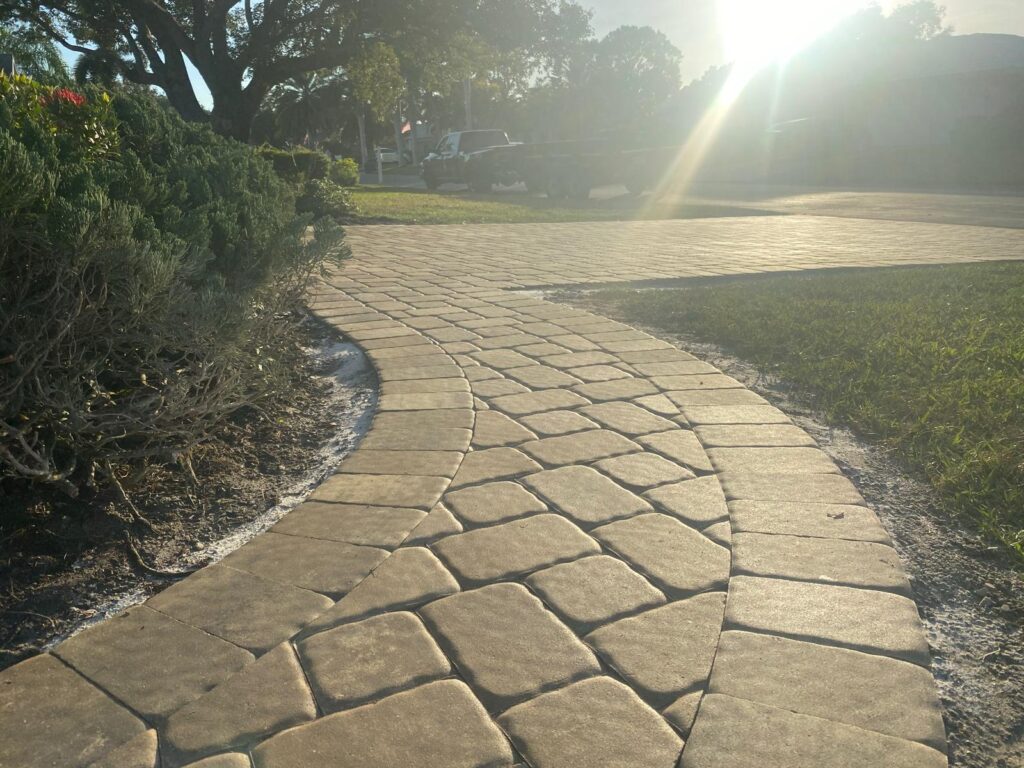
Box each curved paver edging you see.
[4,216,1010,767]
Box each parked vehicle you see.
[421,130,516,191]
[422,129,673,199]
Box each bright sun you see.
[719,0,872,71]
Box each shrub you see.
[329,157,360,187]
[0,76,345,495]
[298,178,358,220]
[255,144,330,185]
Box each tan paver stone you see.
[361,426,472,451]
[650,374,743,391]
[638,430,714,472]
[304,548,459,631]
[720,472,864,504]
[472,378,531,397]
[271,502,425,548]
[601,339,675,353]
[517,342,570,357]
[420,583,600,710]
[182,754,251,768]
[732,533,910,593]
[433,513,600,584]
[378,392,473,411]
[616,349,698,364]
[574,378,659,402]
[219,532,388,598]
[579,401,677,435]
[404,502,463,545]
[252,680,513,767]
[585,593,727,705]
[708,447,840,474]
[702,521,732,548]
[632,361,719,376]
[311,473,448,510]
[424,326,481,343]
[0,654,145,768]
[465,366,504,382]
[163,644,316,765]
[680,404,790,425]
[54,606,253,720]
[679,694,948,768]
[526,555,665,630]
[593,514,729,596]
[523,466,652,527]
[86,729,157,768]
[633,393,681,416]
[541,351,617,368]
[472,411,537,448]
[520,429,641,466]
[695,424,817,447]
[338,450,462,477]
[471,349,539,369]
[475,333,544,349]
[147,565,332,654]
[299,612,450,711]
[346,324,416,341]
[449,447,542,488]
[663,691,703,737]
[377,364,463,382]
[709,631,946,749]
[519,409,599,436]
[381,377,469,394]
[489,389,591,416]
[567,364,633,382]
[445,481,547,526]
[504,365,583,389]
[375,405,475,430]
[725,576,931,665]
[499,677,682,768]
[548,333,600,351]
[594,453,695,489]
[728,500,891,542]
[642,477,731,527]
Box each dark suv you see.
[421,130,512,191]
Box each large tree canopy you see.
[1,0,582,140]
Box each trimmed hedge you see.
[0,76,345,494]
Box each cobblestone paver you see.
[6,216,1015,765]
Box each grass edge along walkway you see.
[584,262,1024,561]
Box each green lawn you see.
[348,186,775,225]
[585,263,1024,559]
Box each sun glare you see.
[720,0,871,72]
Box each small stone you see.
[404,503,464,545]
[445,481,547,526]
[586,594,726,705]
[299,612,451,711]
[251,680,513,768]
[499,677,682,768]
[421,583,600,710]
[526,555,665,630]
[520,409,600,436]
[663,692,703,737]
[449,448,542,488]
[471,411,537,448]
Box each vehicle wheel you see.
[469,179,493,194]
[546,176,569,200]
[625,178,647,196]
[424,173,440,191]
[570,175,592,200]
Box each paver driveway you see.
[4,216,1023,767]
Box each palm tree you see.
[265,70,350,147]
[0,22,70,85]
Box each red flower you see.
[50,88,86,107]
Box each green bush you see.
[329,157,360,187]
[0,75,345,495]
[255,144,330,185]
[298,178,358,220]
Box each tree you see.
[0,22,70,84]
[347,42,405,169]
[589,26,682,128]
[2,0,585,141]
[264,69,349,146]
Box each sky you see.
[587,0,1024,85]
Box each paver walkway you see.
[4,216,1023,768]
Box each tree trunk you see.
[393,115,405,167]
[357,112,370,171]
[407,92,420,166]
